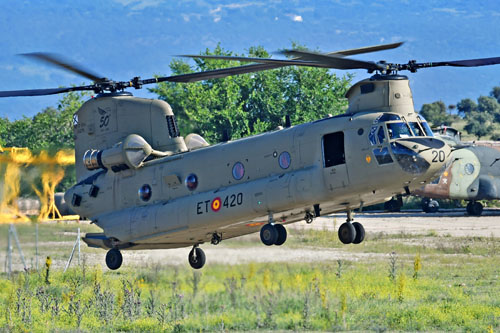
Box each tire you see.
[468,201,483,216]
[352,222,365,244]
[466,202,473,215]
[188,247,206,269]
[422,198,439,213]
[274,224,287,246]
[105,248,123,270]
[260,224,278,246]
[338,222,356,244]
[427,200,439,213]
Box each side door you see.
[322,131,349,190]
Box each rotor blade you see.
[279,50,384,71]
[327,41,404,57]
[180,54,330,67]
[416,56,500,69]
[21,52,106,83]
[143,63,285,84]
[0,85,94,97]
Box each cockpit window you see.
[377,114,401,122]
[417,115,434,136]
[387,122,412,139]
[368,126,377,145]
[377,126,386,144]
[373,147,393,165]
[409,122,425,136]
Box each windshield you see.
[409,122,425,136]
[387,122,412,139]
[417,115,434,136]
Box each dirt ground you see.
[123,209,500,268]
[3,209,499,270]
[302,209,500,237]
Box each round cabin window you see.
[185,173,199,190]
[232,162,245,180]
[464,163,475,175]
[279,151,291,169]
[138,184,152,201]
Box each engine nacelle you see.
[83,134,154,172]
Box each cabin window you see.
[232,162,245,180]
[166,115,180,138]
[323,132,345,167]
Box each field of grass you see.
[0,222,499,331]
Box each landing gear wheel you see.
[338,222,356,244]
[352,222,365,244]
[188,247,206,269]
[260,224,278,246]
[467,201,483,216]
[422,198,439,213]
[105,248,123,270]
[274,224,287,246]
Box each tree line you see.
[419,86,500,140]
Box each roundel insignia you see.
[211,197,222,212]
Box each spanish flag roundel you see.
[211,197,222,212]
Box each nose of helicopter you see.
[390,137,451,176]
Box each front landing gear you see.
[188,245,206,269]
[105,248,123,270]
[338,211,365,245]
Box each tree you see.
[491,86,500,103]
[477,95,500,122]
[0,91,87,152]
[419,101,451,126]
[150,45,352,143]
[464,111,494,140]
[456,98,477,117]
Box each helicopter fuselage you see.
[64,93,449,250]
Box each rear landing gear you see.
[105,248,123,270]
[260,213,288,246]
[188,245,206,269]
[260,223,288,246]
[338,210,365,245]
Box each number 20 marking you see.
[432,150,445,163]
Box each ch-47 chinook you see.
[1,43,499,270]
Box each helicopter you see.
[1,42,498,270]
[413,126,500,215]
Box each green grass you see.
[0,222,499,331]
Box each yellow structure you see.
[0,146,78,222]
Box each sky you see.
[0,0,499,119]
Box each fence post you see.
[11,224,27,271]
[35,223,39,271]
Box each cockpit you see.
[369,113,433,145]
[368,113,441,174]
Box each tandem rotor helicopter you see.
[1,42,499,270]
